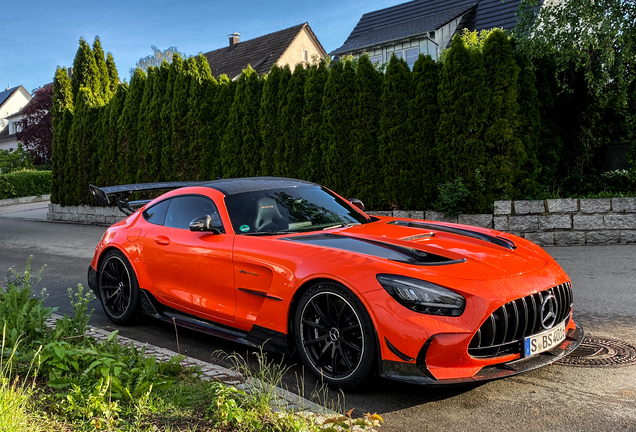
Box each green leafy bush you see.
[558,170,635,197]
[0,258,53,352]
[0,144,33,175]
[436,170,486,216]
[436,178,471,217]
[0,170,51,200]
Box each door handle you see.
[155,236,170,245]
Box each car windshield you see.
[224,186,370,235]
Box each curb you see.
[0,194,51,206]
[45,313,335,416]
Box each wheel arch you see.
[286,277,381,372]
[95,245,131,272]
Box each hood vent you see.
[388,220,516,250]
[283,233,465,266]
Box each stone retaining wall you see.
[369,198,636,246]
[49,197,636,246]
[493,197,636,246]
[47,203,125,225]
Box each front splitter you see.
[380,321,584,386]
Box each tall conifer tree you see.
[67,88,99,205]
[118,68,146,184]
[350,55,383,209]
[240,67,263,177]
[92,37,111,101]
[203,75,234,179]
[299,61,328,183]
[51,67,74,205]
[135,67,156,183]
[106,53,119,95]
[70,38,99,103]
[516,53,542,196]
[482,29,525,200]
[280,64,307,178]
[160,54,183,181]
[99,83,127,187]
[409,54,440,208]
[378,56,414,209]
[145,63,169,180]
[259,65,283,176]
[534,58,564,184]
[436,36,490,213]
[171,57,197,180]
[190,55,217,179]
[320,60,356,196]
[221,71,249,178]
[271,66,292,176]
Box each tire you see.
[97,249,141,325]
[294,282,376,390]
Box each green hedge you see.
[52,33,635,212]
[0,170,52,200]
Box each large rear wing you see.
[89,182,208,215]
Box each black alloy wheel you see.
[294,282,375,389]
[98,250,141,325]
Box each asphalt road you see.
[0,212,635,431]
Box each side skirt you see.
[139,289,290,354]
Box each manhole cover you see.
[557,336,636,367]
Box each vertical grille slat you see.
[468,282,574,358]
[555,284,566,323]
[528,294,538,336]
[509,300,520,341]
[519,297,529,338]
[489,313,497,346]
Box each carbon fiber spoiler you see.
[89,182,208,215]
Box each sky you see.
[1,0,407,94]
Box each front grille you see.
[468,282,573,358]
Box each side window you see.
[143,199,171,226]
[164,195,223,231]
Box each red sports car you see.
[88,177,583,389]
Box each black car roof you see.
[202,177,318,195]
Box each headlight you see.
[377,274,465,316]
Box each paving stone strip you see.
[45,313,336,417]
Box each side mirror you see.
[189,215,223,234]
[348,198,365,211]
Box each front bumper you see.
[380,321,584,386]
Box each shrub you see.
[0,144,33,175]
[0,170,51,200]
[0,257,52,351]
[436,178,471,217]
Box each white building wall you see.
[0,87,31,130]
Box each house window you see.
[302,49,309,62]
[387,47,420,68]
[406,48,419,67]
[369,55,382,64]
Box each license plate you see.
[523,320,566,357]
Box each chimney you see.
[67,67,73,80]
[228,32,241,49]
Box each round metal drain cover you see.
[557,336,636,367]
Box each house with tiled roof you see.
[203,23,326,80]
[0,85,31,151]
[331,0,548,66]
